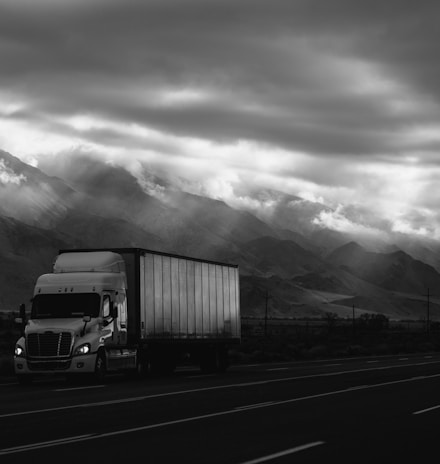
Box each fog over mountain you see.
[1,149,440,322]
[3,1,440,246]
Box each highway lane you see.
[1,353,440,463]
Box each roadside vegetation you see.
[231,314,440,364]
[1,312,439,376]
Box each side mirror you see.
[81,315,91,336]
[19,303,26,320]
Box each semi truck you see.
[14,248,240,384]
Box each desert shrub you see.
[303,344,329,359]
[358,313,389,330]
[417,341,436,352]
[371,343,392,354]
[228,350,254,364]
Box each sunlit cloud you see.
[391,219,431,237]
[0,159,27,185]
[0,119,84,159]
[2,0,440,242]
[155,88,213,107]
[313,205,388,240]
[297,191,325,205]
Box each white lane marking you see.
[53,385,106,392]
[3,360,440,419]
[344,385,369,391]
[413,404,440,415]
[367,360,379,363]
[0,382,18,387]
[0,409,320,456]
[0,434,93,454]
[187,374,217,379]
[325,363,342,367]
[424,356,433,359]
[234,402,275,410]
[239,442,325,464]
[3,374,440,455]
[399,358,409,361]
[233,353,440,371]
[245,352,440,366]
[266,368,289,371]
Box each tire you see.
[17,374,33,386]
[93,351,107,383]
[127,349,148,380]
[199,346,229,373]
[136,350,149,378]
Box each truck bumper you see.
[14,353,97,376]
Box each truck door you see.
[102,294,115,345]
[116,293,127,345]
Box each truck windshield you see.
[31,293,101,319]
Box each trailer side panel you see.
[139,251,239,340]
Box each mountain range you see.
[1,149,440,322]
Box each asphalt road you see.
[1,353,440,463]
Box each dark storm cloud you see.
[2,0,440,160]
[2,0,440,239]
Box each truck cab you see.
[14,251,133,384]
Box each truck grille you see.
[28,360,72,371]
[27,332,72,357]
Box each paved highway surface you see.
[1,353,440,463]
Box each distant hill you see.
[0,216,70,308]
[328,241,440,296]
[55,210,166,251]
[241,236,325,278]
[0,150,78,228]
[2,149,440,321]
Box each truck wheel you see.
[17,374,33,386]
[93,352,107,383]
[127,350,148,379]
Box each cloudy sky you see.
[1,0,440,239]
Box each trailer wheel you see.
[93,351,107,383]
[127,349,148,379]
[199,346,229,373]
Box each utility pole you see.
[352,303,355,338]
[426,288,430,335]
[264,290,271,338]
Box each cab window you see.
[119,295,127,329]
[102,295,111,318]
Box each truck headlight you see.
[14,345,25,357]
[74,343,91,356]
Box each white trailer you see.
[14,248,240,384]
